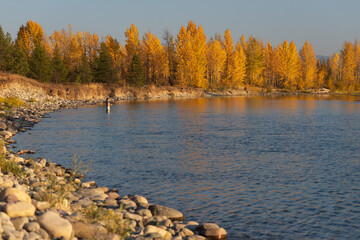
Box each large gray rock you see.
[37,211,73,240]
[71,221,97,239]
[149,204,184,221]
[77,188,107,201]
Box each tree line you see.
[0,20,359,91]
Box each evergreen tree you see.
[75,54,93,83]
[95,43,117,83]
[0,25,12,71]
[10,44,29,76]
[51,45,68,83]
[29,44,52,82]
[126,54,145,86]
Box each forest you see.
[0,20,359,91]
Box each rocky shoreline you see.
[0,91,228,240]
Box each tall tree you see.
[141,31,169,85]
[75,54,93,83]
[300,41,317,89]
[207,38,226,89]
[163,29,177,85]
[125,23,140,75]
[15,20,44,56]
[278,40,301,90]
[29,44,52,82]
[176,25,193,86]
[51,45,68,83]
[221,29,234,87]
[0,25,12,71]
[127,54,145,86]
[340,41,356,90]
[105,35,124,81]
[94,43,117,83]
[245,36,264,87]
[328,53,341,90]
[232,41,246,88]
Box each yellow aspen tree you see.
[105,35,124,80]
[232,41,246,88]
[82,32,99,63]
[245,36,264,87]
[354,40,360,89]
[176,25,193,86]
[176,21,207,88]
[263,42,276,87]
[16,20,45,56]
[140,31,169,85]
[316,59,327,89]
[163,29,177,85]
[328,53,340,90]
[125,24,140,69]
[300,41,317,90]
[207,38,226,89]
[221,29,234,87]
[192,24,207,88]
[340,41,356,90]
[278,40,301,90]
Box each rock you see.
[0,122,7,130]
[136,208,152,218]
[187,236,206,240]
[124,212,143,222]
[119,199,137,210]
[37,211,73,240]
[0,188,31,203]
[196,223,227,240]
[0,145,6,155]
[149,204,184,221]
[108,191,120,200]
[0,179,14,188]
[71,221,97,239]
[3,201,36,218]
[23,221,40,232]
[38,228,50,240]
[2,229,25,240]
[32,200,51,210]
[77,188,107,201]
[144,225,172,239]
[179,227,194,237]
[0,131,12,140]
[10,217,29,230]
[131,195,149,205]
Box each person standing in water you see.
[105,98,111,113]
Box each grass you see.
[83,205,132,237]
[33,155,91,210]
[0,97,25,111]
[0,152,25,177]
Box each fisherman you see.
[105,97,111,113]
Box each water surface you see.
[13,95,360,239]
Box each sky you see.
[1,0,360,56]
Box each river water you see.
[13,95,360,239]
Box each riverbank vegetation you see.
[0,20,360,92]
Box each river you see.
[13,95,360,239]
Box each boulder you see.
[3,201,36,218]
[144,225,172,239]
[0,131,12,140]
[196,223,227,240]
[149,204,184,221]
[0,188,31,203]
[38,211,73,240]
[71,221,97,239]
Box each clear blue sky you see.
[0,0,359,56]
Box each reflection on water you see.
[13,95,360,239]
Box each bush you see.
[0,97,25,110]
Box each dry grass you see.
[0,72,205,101]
